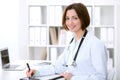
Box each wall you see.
[18,0,28,59]
[0,0,29,64]
[0,0,19,61]
[115,1,120,80]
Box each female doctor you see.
[26,3,108,80]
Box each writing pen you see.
[26,63,31,72]
[26,63,31,79]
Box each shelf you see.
[29,47,47,60]
[29,26,47,46]
[28,6,47,25]
[27,3,115,66]
[48,5,65,26]
[93,6,114,25]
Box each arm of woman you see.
[89,41,108,80]
[26,47,69,77]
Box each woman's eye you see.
[65,17,69,20]
[73,17,78,19]
[65,16,78,20]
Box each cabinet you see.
[92,5,115,67]
[27,1,115,68]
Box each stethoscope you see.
[64,30,88,67]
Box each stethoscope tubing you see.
[65,30,88,67]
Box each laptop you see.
[0,47,25,71]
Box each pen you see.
[26,63,31,72]
[26,63,31,79]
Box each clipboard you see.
[20,75,64,80]
[20,77,40,80]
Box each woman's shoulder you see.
[86,30,106,47]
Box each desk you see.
[0,60,52,80]
[0,60,114,80]
[0,70,25,80]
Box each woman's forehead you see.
[66,9,77,16]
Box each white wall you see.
[18,0,28,60]
[0,0,29,61]
[0,0,24,61]
[115,2,120,80]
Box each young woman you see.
[26,3,108,80]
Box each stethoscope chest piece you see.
[71,61,77,67]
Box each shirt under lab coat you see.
[34,30,108,80]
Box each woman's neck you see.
[74,29,86,41]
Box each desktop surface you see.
[0,60,63,80]
[0,70,25,80]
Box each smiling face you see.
[62,3,90,31]
[65,9,82,33]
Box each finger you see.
[26,70,32,77]
[60,72,65,76]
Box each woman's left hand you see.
[60,72,72,80]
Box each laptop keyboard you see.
[4,64,19,69]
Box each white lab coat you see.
[34,30,108,80]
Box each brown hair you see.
[62,3,90,30]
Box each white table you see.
[0,60,52,80]
[0,60,114,80]
[0,70,25,80]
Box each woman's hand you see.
[60,72,72,80]
[26,69,35,77]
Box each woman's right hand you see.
[26,69,35,77]
[60,72,72,80]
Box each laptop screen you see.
[0,48,10,67]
